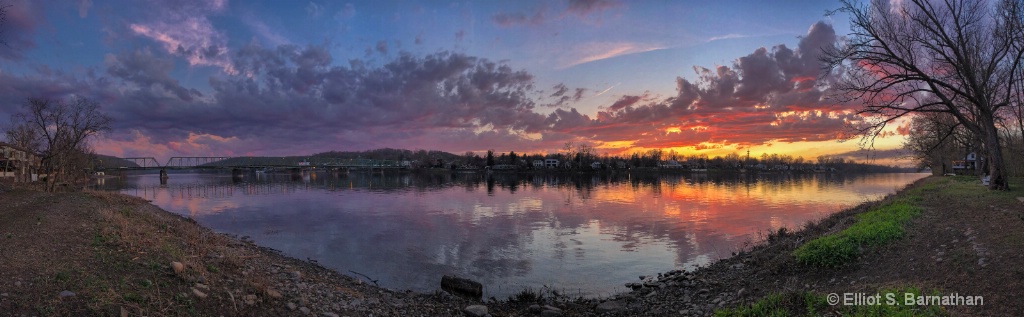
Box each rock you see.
[243,294,257,305]
[120,306,128,317]
[541,309,562,317]
[266,288,283,299]
[596,300,625,313]
[323,313,339,317]
[464,304,488,317]
[528,304,542,314]
[290,271,302,280]
[58,290,76,297]
[737,288,747,297]
[299,306,311,315]
[646,291,658,298]
[1017,197,1024,203]
[441,275,483,300]
[193,283,209,290]
[191,288,207,299]
[171,261,185,275]
[13,281,21,287]
[287,302,298,310]
[543,305,562,312]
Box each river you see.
[93,170,927,298]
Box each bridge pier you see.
[159,169,168,185]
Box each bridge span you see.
[102,156,409,171]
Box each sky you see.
[0,0,911,164]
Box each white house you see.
[533,160,545,168]
[590,161,602,169]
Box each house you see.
[590,161,602,169]
[953,152,981,170]
[0,142,40,182]
[616,161,627,169]
[533,160,545,168]
[544,158,560,168]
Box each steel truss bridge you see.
[104,156,408,171]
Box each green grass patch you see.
[794,198,922,267]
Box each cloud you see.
[492,11,545,27]
[0,0,44,60]
[127,0,235,74]
[1,21,861,160]
[375,40,388,55]
[305,1,324,19]
[78,0,93,18]
[566,0,621,18]
[559,42,664,69]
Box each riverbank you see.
[1,175,1021,316]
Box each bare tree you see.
[12,97,111,191]
[904,112,973,174]
[826,0,1024,190]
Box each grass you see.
[717,287,946,317]
[793,195,923,267]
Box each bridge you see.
[102,156,409,171]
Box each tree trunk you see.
[982,120,1010,190]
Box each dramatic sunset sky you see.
[0,0,910,163]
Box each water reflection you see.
[96,170,926,297]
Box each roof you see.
[0,142,39,156]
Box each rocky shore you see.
[2,175,1022,316]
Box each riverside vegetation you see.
[0,175,1021,316]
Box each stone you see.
[543,305,561,312]
[323,313,339,317]
[737,288,747,297]
[191,288,207,299]
[171,262,185,275]
[58,290,76,297]
[290,271,302,280]
[193,283,209,290]
[540,309,562,317]
[1017,197,1024,203]
[441,275,483,300]
[287,302,298,310]
[646,291,658,298]
[464,305,488,317]
[595,300,625,313]
[299,306,311,315]
[528,304,542,314]
[266,288,283,299]
[243,294,257,305]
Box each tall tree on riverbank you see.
[825,0,1024,190]
[10,97,111,191]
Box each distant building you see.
[545,158,559,168]
[590,161,602,169]
[0,142,40,182]
[659,160,683,169]
[953,152,980,170]
[533,160,545,168]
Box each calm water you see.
[94,171,926,298]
